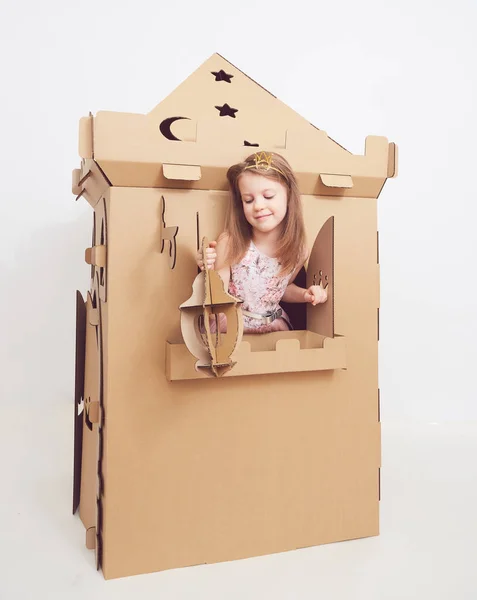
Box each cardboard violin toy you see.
[179,237,244,378]
[72,53,397,579]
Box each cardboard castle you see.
[72,53,397,579]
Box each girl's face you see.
[238,172,288,236]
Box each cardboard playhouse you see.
[72,53,397,579]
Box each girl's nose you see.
[254,196,266,210]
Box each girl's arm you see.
[281,250,328,305]
[196,233,231,290]
[213,233,231,291]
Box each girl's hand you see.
[196,240,217,271]
[304,284,328,306]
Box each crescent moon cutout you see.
[159,116,190,141]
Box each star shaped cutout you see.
[211,70,234,83]
[215,103,238,118]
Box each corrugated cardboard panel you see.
[98,187,380,579]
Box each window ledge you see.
[166,331,346,381]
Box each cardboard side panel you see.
[73,291,86,514]
[306,217,334,338]
[79,290,100,531]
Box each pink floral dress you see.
[228,241,293,333]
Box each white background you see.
[1,0,476,422]
[1,0,476,598]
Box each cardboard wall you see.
[90,186,381,578]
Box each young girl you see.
[197,151,327,333]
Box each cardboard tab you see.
[387,142,398,177]
[163,164,202,181]
[79,115,93,159]
[320,174,353,188]
[72,169,82,194]
[86,527,96,550]
[85,245,106,268]
[88,306,99,327]
[87,401,100,424]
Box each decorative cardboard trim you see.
[166,332,346,381]
[159,196,179,269]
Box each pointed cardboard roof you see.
[79,54,396,197]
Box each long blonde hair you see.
[224,152,306,275]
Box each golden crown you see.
[244,152,285,177]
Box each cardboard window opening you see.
[171,218,338,381]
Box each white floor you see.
[2,402,476,600]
